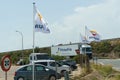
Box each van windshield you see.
[82,47,92,53]
[36,55,50,60]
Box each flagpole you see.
[80,33,83,67]
[85,26,87,42]
[33,3,35,55]
[85,26,87,69]
[33,2,35,80]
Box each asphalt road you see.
[97,59,120,71]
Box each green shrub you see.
[92,64,113,77]
[51,55,65,61]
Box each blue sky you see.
[0,0,120,52]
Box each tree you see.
[34,47,40,53]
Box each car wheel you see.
[71,66,74,71]
[49,75,56,80]
[17,77,24,80]
[61,70,66,77]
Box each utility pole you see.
[16,30,24,65]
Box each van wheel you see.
[49,75,56,80]
[17,77,24,80]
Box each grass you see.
[71,63,120,80]
[92,64,113,77]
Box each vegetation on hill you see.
[91,38,120,58]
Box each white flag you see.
[86,27,101,42]
[80,33,88,43]
[34,6,50,33]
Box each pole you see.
[79,33,83,67]
[33,3,35,55]
[5,72,7,80]
[33,2,35,80]
[16,30,24,65]
[85,26,90,72]
[85,26,87,69]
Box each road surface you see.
[97,59,120,71]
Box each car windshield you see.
[50,62,61,67]
[19,65,32,71]
[35,65,45,71]
[35,62,47,66]
[49,62,56,67]
[20,65,46,71]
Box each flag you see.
[86,26,101,42]
[80,33,88,43]
[34,5,50,33]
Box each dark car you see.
[58,60,77,71]
[14,64,61,80]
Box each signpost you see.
[1,55,11,80]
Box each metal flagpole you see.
[79,33,81,65]
[85,26,87,69]
[33,2,35,80]
[79,33,82,67]
[33,3,35,56]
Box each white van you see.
[29,53,53,63]
[33,60,71,76]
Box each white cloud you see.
[52,0,120,45]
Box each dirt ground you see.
[0,66,18,80]
[0,64,81,80]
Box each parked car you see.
[58,60,77,71]
[34,60,71,76]
[14,64,61,80]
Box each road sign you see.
[1,55,11,72]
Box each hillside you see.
[91,38,120,58]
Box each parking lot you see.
[0,64,81,80]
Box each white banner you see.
[34,6,50,33]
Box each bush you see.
[51,55,65,61]
[92,64,113,77]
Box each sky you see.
[0,0,120,52]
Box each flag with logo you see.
[86,26,101,42]
[80,33,88,43]
[34,5,50,33]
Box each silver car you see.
[14,64,61,80]
[34,60,71,76]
